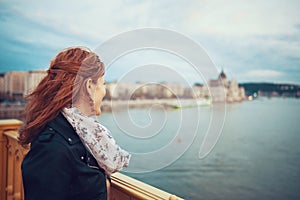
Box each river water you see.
[99,98,300,200]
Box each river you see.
[98,98,300,200]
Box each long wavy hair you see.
[18,47,105,147]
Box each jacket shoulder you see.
[34,112,81,146]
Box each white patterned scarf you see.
[62,107,131,175]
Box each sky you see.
[0,0,299,84]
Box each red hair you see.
[18,47,105,147]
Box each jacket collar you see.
[48,112,80,145]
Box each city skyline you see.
[0,1,300,84]
[3,68,299,86]
[2,69,298,103]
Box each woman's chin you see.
[95,108,101,116]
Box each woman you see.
[19,47,130,200]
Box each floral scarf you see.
[62,107,131,175]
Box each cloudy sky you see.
[0,0,299,84]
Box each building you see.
[4,71,26,100]
[163,83,184,98]
[2,70,47,100]
[208,80,227,102]
[105,82,141,100]
[205,70,245,103]
[0,74,4,100]
[1,69,246,104]
[106,82,185,100]
[24,70,47,96]
[227,79,246,102]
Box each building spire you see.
[218,67,226,80]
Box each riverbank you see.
[101,98,212,112]
[0,98,218,120]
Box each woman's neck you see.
[73,101,93,117]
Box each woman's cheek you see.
[103,87,107,98]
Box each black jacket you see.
[22,113,107,200]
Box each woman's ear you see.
[85,78,94,96]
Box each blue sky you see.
[0,0,299,84]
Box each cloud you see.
[0,0,299,83]
[7,0,188,44]
[183,0,300,37]
[247,69,283,77]
[4,0,300,48]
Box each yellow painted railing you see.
[0,119,183,200]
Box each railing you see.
[0,119,183,200]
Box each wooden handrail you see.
[0,119,23,131]
[0,119,184,200]
[111,172,182,200]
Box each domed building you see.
[208,69,245,102]
[218,69,226,79]
[218,70,229,87]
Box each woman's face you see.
[91,76,106,115]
